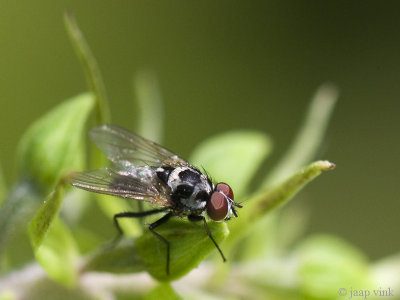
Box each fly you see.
[69,124,242,275]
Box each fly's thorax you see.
[156,166,213,215]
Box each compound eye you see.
[215,182,234,200]
[207,191,229,221]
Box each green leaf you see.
[64,12,110,124]
[189,130,272,199]
[135,218,229,281]
[28,183,65,250]
[295,234,372,299]
[145,283,182,300]
[228,160,336,242]
[133,70,164,143]
[17,93,94,191]
[28,182,79,287]
[33,218,79,287]
[0,94,93,257]
[262,84,338,188]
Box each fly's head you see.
[206,183,242,222]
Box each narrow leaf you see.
[28,182,65,250]
[64,12,110,124]
[33,218,79,287]
[135,218,229,281]
[262,83,338,188]
[228,160,336,241]
[190,131,272,199]
[28,181,79,287]
[238,86,338,260]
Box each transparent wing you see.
[90,124,189,169]
[69,167,172,207]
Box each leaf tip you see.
[63,10,73,20]
[317,160,336,170]
[63,10,77,31]
[315,82,340,105]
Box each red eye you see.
[207,191,229,221]
[215,183,234,200]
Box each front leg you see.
[188,215,226,262]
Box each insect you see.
[69,124,242,275]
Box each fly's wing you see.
[90,124,189,170]
[69,167,171,207]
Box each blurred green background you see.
[1,1,399,261]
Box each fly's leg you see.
[148,213,172,275]
[113,209,172,275]
[188,215,226,262]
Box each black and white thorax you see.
[156,166,213,217]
